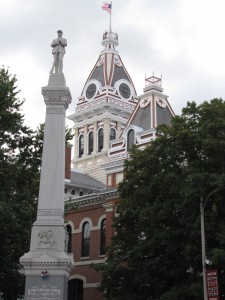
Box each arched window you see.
[100,218,106,255]
[127,129,135,150]
[110,128,116,141]
[81,222,90,257]
[88,131,94,155]
[79,135,84,158]
[68,279,83,300]
[66,224,72,253]
[98,128,104,152]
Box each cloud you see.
[1,0,225,128]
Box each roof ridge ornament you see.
[102,30,119,49]
[143,74,163,93]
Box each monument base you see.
[24,275,68,300]
[20,248,74,300]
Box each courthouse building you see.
[64,29,175,300]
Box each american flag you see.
[102,2,112,14]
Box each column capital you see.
[42,74,72,109]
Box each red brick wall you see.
[67,204,106,261]
[84,288,104,300]
[65,145,72,180]
[66,198,119,300]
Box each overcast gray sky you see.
[1,0,225,129]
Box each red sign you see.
[206,269,220,300]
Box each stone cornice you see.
[65,189,118,208]
[71,97,136,117]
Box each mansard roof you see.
[77,30,138,104]
[125,75,175,133]
[107,75,176,164]
[69,170,106,190]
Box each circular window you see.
[86,83,97,99]
[119,83,131,99]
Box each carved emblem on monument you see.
[38,230,57,248]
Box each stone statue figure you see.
[50,30,67,74]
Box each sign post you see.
[206,269,220,300]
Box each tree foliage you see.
[97,99,225,300]
[0,68,74,299]
[0,67,43,299]
[0,68,42,299]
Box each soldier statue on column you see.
[50,30,67,74]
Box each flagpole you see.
[109,2,112,32]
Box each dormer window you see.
[127,129,135,150]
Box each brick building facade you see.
[64,29,175,299]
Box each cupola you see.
[77,30,138,105]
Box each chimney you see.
[65,143,72,180]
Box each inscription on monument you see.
[28,283,60,300]
[47,108,64,114]
[37,209,64,217]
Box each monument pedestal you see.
[20,74,75,300]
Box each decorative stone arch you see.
[65,220,75,234]
[78,217,93,233]
[68,274,99,288]
[69,274,87,285]
[122,125,143,151]
[122,124,143,137]
[64,221,74,253]
[97,214,106,229]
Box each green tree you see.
[37,122,74,146]
[0,68,42,300]
[0,67,74,300]
[97,99,225,300]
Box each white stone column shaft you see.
[38,103,66,212]
[20,74,75,300]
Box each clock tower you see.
[68,30,138,183]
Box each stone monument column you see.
[20,31,74,300]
